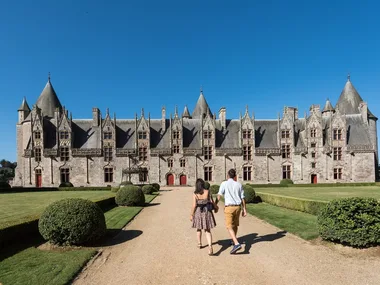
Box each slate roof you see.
[35,78,62,118]
[192,92,212,118]
[345,114,372,146]
[255,120,279,148]
[182,106,191,118]
[18,97,30,112]
[322,99,334,113]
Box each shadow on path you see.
[213,231,287,256]
[144,202,161,207]
[101,230,143,246]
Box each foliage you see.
[204,181,210,190]
[244,185,256,203]
[280,179,294,185]
[317,197,380,247]
[111,187,120,192]
[142,184,155,195]
[59,182,74,187]
[256,192,326,215]
[210,184,220,195]
[115,186,145,206]
[120,181,133,186]
[38,198,106,245]
[0,159,17,183]
[0,181,11,190]
[151,183,160,192]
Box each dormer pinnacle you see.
[182,105,191,118]
[18,97,31,112]
[192,87,212,118]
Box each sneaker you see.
[230,244,242,254]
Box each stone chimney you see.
[219,107,226,129]
[161,106,166,132]
[92,107,101,127]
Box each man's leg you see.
[225,207,239,245]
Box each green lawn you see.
[255,186,380,202]
[247,203,319,240]
[0,191,115,229]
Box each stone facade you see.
[14,76,378,187]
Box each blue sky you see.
[1,0,380,161]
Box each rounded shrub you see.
[151,183,160,192]
[317,197,380,248]
[120,181,133,186]
[244,185,256,203]
[204,181,210,190]
[0,181,11,190]
[38,198,106,245]
[59,182,74,187]
[280,179,293,185]
[210,185,220,195]
[142,184,155,195]
[116,185,145,206]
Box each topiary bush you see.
[116,185,145,206]
[142,184,155,195]
[244,185,256,203]
[151,183,160,192]
[210,185,220,195]
[280,179,294,185]
[204,181,210,190]
[0,181,11,191]
[120,181,133,186]
[59,182,74,187]
[38,198,106,245]
[317,197,380,248]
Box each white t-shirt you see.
[218,178,245,206]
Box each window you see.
[310,128,317,138]
[104,131,112,140]
[60,168,70,183]
[281,130,290,139]
[311,152,316,158]
[243,146,252,161]
[334,168,342,179]
[204,166,212,181]
[333,147,342,161]
[104,147,113,162]
[311,162,316,169]
[243,130,252,139]
[104,167,113,183]
[173,131,180,140]
[35,148,41,162]
[203,131,212,139]
[60,131,69,140]
[281,144,291,158]
[204,146,212,160]
[333,129,342,140]
[138,131,147,140]
[180,158,186,167]
[34,131,41,140]
[311,143,316,148]
[139,169,148,182]
[173,145,180,154]
[282,165,291,179]
[60,146,69,161]
[139,147,147,161]
[243,166,252,181]
[167,158,173,168]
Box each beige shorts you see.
[224,206,241,228]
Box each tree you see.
[0,159,17,182]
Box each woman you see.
[190,178,218,255]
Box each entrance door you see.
[311,174,317,184]
[167,174,174,185]
[180,175,187,185]
[35,169,42,187]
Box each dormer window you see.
[243,130,252,139]
[203,131,212,139]
[173,131,180,140]
[310,129,317,138]
[333,129,342,140]
[34,131,41,140]
[60,131,69,140]
[104,131,112,140]
[138,131,147,140]
[281,130,290,139]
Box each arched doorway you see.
[311,174,317,184]
[166,173,174,185]
[180,175,187,185]
[35,169,42,188]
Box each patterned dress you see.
[192,198,216,230]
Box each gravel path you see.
[73,187,380,285]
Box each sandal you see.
[208,246,213,256]
[198,243,202,249]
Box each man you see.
[215,168,247,254]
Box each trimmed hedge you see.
[58,186,111,191]
[111,187,119,193]
[256,192,326,215]
[142,184,155,195]
[210,185,220,195]
[280,179,294,185]
[38,198,107,245]
[244,185,256,203]
[59,182,74,187]
[318,197,380,248]
[120,181,133,186]
[116,186,145,206]
[204,182,210,190]
[245,182,377,188]
[151,183,160,192]
[0,182,11,190]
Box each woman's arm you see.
[190,194,197,221]
[208,190,219,212]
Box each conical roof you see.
[182,105,191,118]
[192,90,212,118]
[18,97,30,112]
[35,76,62,117]
[322,98,334,113]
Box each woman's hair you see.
[194,178,205,194]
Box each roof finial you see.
[141,108,144,117]
[175,105,178,116]
[106,108,109,116]
[347,73,350,81]
[200,85,203,94]
[245,105,249,115]
[48,72,51,82]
